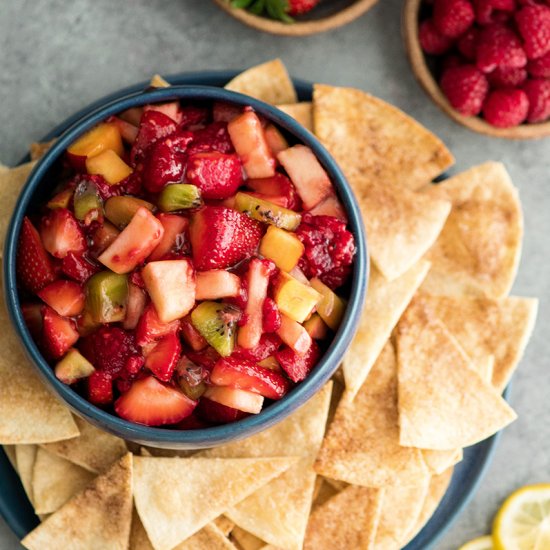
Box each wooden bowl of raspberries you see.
[403,0,550,138]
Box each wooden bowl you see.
[213,0,379,36]
[402,0,550,139]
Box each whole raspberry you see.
[474,0,514,24]
[440,65,490,115]
[528,51,550,77]
[482,88,530,126]
[442,55,466,71]
[487,66,528,87]
[433,0,475,38]
[457,28,479,60]
[522,78,550,121]
[476,24,527,72]
[515,5,550,59]
[419,19,454,54]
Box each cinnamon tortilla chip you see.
[315,342,430,488]
[421,448,462,476]
[149,74,170,88]
[30,140,55,161]
[231,526,266,550]
[214,516,235,537]
[420,162,523,298]
[22,453,133,550]
[396,299,517,450]
[225,59,297,105]
[312,478,340,508]
[277,102,313,131]
[312,84,454,190]
[3,445,16,469]
[15,444,37,505]
[342,261,430,401]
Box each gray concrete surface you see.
[1,0,549,548]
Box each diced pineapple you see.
[86,149,133,185]
[274,272,321,324]
[234,192,301,231]
[276,314,312,355]
[310,278,347,330]
[304,313,329,340]
[259,226,304,272]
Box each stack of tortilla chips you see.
[0,60,538,550]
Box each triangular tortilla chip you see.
[421,448,462,476]
[312,84,454,190]
[342,261,430,401]
[15,444,37,504]
[420,162,523,298]
[149,74,170,88]
[225,59,297,105]
[397,299,517,450]
[0,164,9,172]
[3,445,17,470]
[349,175,450,280]
[203,384,332,550]
[30,140,55,161]
[134,456,296,550]
[417,293,538,391]
[42,416,127,473]
[315,342,429,487]
[0,297,79,444]
[304,485,384,550]
[277,102,313,131]
[22,453,133,550]
[214,516,235,537]
[230,526,266,550]
[32,448,95,514]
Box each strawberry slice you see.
[40,208,86,259]
[196,397,249,424]
[114,375,197,426]
[211,357,290,399]
[130,110,178,164]
[189,206,263,270]
[188,121,235,154]
[186,152,243,200]
[38,280,85,317]
[42,306,79,360]
[16,217,57,293]
[186,346,220,371]
[136,303,180,347]
[262,297,282,333]
[144,332,182,382]
[87,370,114,405]
[275,340,321,383]
[61,252,100,283]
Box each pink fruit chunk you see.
[149,213,189,261]
[196,397,249,424]
[227,111,276,179]
[203,386,264,414]
[247,173,301,210]
[42,306,80,360]
[181,316,208,351]
[122,282,147,330]
[109,116,139,144]
[98,207,164,274]
[213,101,243,123]
[264,124,289,156]
[144,332,182,382]
[276,340,320,383]
[262,297,282,333]
[136,303,180,347]
[195,270,241,300]
[211,357,290,399]
[276,314,312,355]
[131,110,178,164]
[87,370,113,405]
[277,145,333,210]
[40,208,86,259]
[186,152,243,200]
[143,101,182,123]
[308,194,347,222]
[38,280,85,317]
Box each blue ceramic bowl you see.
[3,85,368,449]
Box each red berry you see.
[441,65,490,116]
[442,55,466,71]
[419,19,454,55]
[186,152,243,200]
[196,397,248,425]
[433,0,476,38]
[522,78,550,121]
[482,88,530,126]
[131,111,178,164]
[262,297,281,333]
[232,333,282,363]
[42,306,79,360]
[457,28,479,60]
[187,122,235,155]
[474,0,516,24]
[287,0,319,16]
[179,105,209,128]
[515,5,550,60]
[476,24,527,73]
[61,252,100,283]
[487,66,528,87]
[275,341,321,383]
[88,371,113,405]
[40,208,87,259]
[144,332,182,382]
[528,51,550,76]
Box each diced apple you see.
[110,116,139,144]
[142,259,196,323]
[203,386,264,414]
[289,265,310,285]
[122,282,147,330]
[67,122,124,170]
[98,207,164,274]
[143,101,182,123]
[260,226,305,272]
[149,213,189,261]
[276,314,312,355]
[212,101,243,123]
[227,111,276,179]
[195,270,241,300]
[234,192,301,231]
[118,107,143,126]
[86,149,133,185]
[277,145,333,209]
[55,348,95,385]
[105,196,155,228]
[308,194,348,222]
[274,272,321,324]
[304,313,329,340]
[310,278,346,330]
[264,124,289,155]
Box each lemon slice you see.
[493,484,550,550]
[458,535,494,550]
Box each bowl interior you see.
[3,85,368,449]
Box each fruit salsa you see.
[16,99,356,428]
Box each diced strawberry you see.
[232,333,282,362]
[263,297,281,333]
[189,206,263,270]
[186,152,243,200]
[61,252,100,283]
[144,332,182,382]
[203,386,264,414]
[87,370,113,405]
[16,217,57,293]
[172,412,211,430]
[186,346,220,372]
[246,173,301,211]
[211,357,290,399]
[114,375,197,426]
[42,306,79,360]
[188,122,235,155]
[129,269,146,289]
[275,340,321,383]
[21,303,43,341]
[131,110,178,164]
[212,102,243,123]
[121,354,145,380]
[196,397,249,424]
[179,105,210,128]
[143,101,182,124]
[149,214,189,261]
[181,315,208,351]
[40,208,86,259]
[122,283,147,330]
[136,303,180,347]
[38,280,85,317]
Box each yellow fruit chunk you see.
[274,272,321,324]
[458,536,494,550]
[86,149,133,185]
[310,278,346,330]
[259,226,305,272]
[493,484,550,550]
[304,313,329,340]
[257,355,281,371]
[68,122,123,159]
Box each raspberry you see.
[474,0,516,24]
[457,28,479,60]
[522,78,550,121]
[440,65,490,115]
[476,24,527,72]
[433,0,476,38]
[487,66,528,87]
[442,55,466,71]
[482,88,530,126]
[419,19,454,55]
[515,5,550,59]
[528,51,550,77]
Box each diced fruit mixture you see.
[17,99,356,428]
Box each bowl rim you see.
[3,84,368,449]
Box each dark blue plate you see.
[0,70,506,548]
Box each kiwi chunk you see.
[55,348,95,385]
[158,184,202,212]
[105,196,154,228]
[190,302,240,357]
[74,180,103,225]
[85,271,128,323]
[234,192,301,230]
